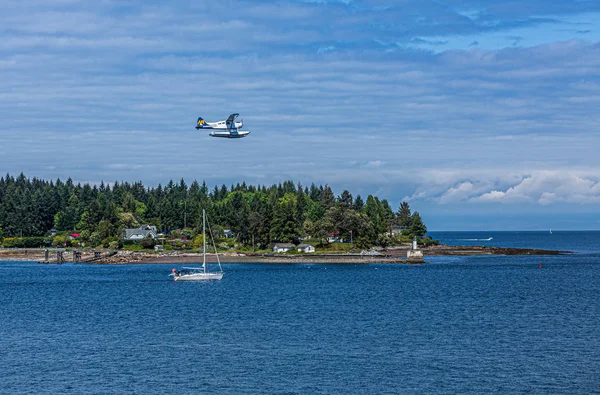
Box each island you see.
[0,174,571,265]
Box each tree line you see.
[0,173,428,249]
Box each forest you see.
[0,173,429,250]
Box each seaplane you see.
[195,113,251,138]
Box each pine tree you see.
[409,212,427,237]
[397,201,412,227]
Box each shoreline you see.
[0,245,571,265]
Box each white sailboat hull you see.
[173,272,223,281]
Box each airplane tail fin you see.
[196,117,207,129]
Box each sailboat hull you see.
[174,272,223,281]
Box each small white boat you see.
[170,209,224,281]
[171,269,223,281]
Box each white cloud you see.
[408,171,600,206]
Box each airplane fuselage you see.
[198,120,244,130]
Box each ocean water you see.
[1,232,599,394]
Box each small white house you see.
[273,243,294,253]
[223,229,234,238]
[297,244,315,253]
[326,232,344,243]
[388,225,406,236]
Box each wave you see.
[456,237,493,241]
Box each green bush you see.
[140,237,155,249]
[122,243,146,251]
[22,237,50,248]
[79,230,91,242]
[89,232,102,247]
[102,237,123,249]
[53,235,71,247]
[2,237,25,248]
[419,237,439,247]
[4,236,51,248]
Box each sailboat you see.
[170,209,224,281]
[550,229,553,235]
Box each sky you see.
[1,0,600,230]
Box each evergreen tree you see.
[353,195,364,211]
[409,212,427,237]
[397,201,412,227]
[321,185,335,210]
[269,194,298,243]
[339,190,353,208]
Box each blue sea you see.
[1,231,599,394]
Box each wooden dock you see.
[37,249,117,264]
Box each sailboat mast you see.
[203,209,206,273]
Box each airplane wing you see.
[226,113,239,129]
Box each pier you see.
[37,249,117,264]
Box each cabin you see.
[327,233,343,243]
[69,233,80,240]
[297,244,315,253]
[154,245,164,251]
[273,243,294,253]
[388,226,406,236]
[223,229,234,238]
[124,225,158,240]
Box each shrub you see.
[102,237,123,249]
[140,237,155,249]
[90,232,102,247]
[420,237,439,247]
[79,230,91,242]
[52,235,70,247]
[22,237,50,248]
[355,236,372,250]
[218,242,229,250]
[2,237,25,248]
[191,234,204,249]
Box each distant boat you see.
[170,209,224,281]
[550,229,553,235]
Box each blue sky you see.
[1,0,600,230]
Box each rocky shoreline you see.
[419,245,570,256]
[1,245,571,265]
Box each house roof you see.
[274,243,294,248]
[125,225,157,239]
[297,244,313,248]
[69,233,80,237]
